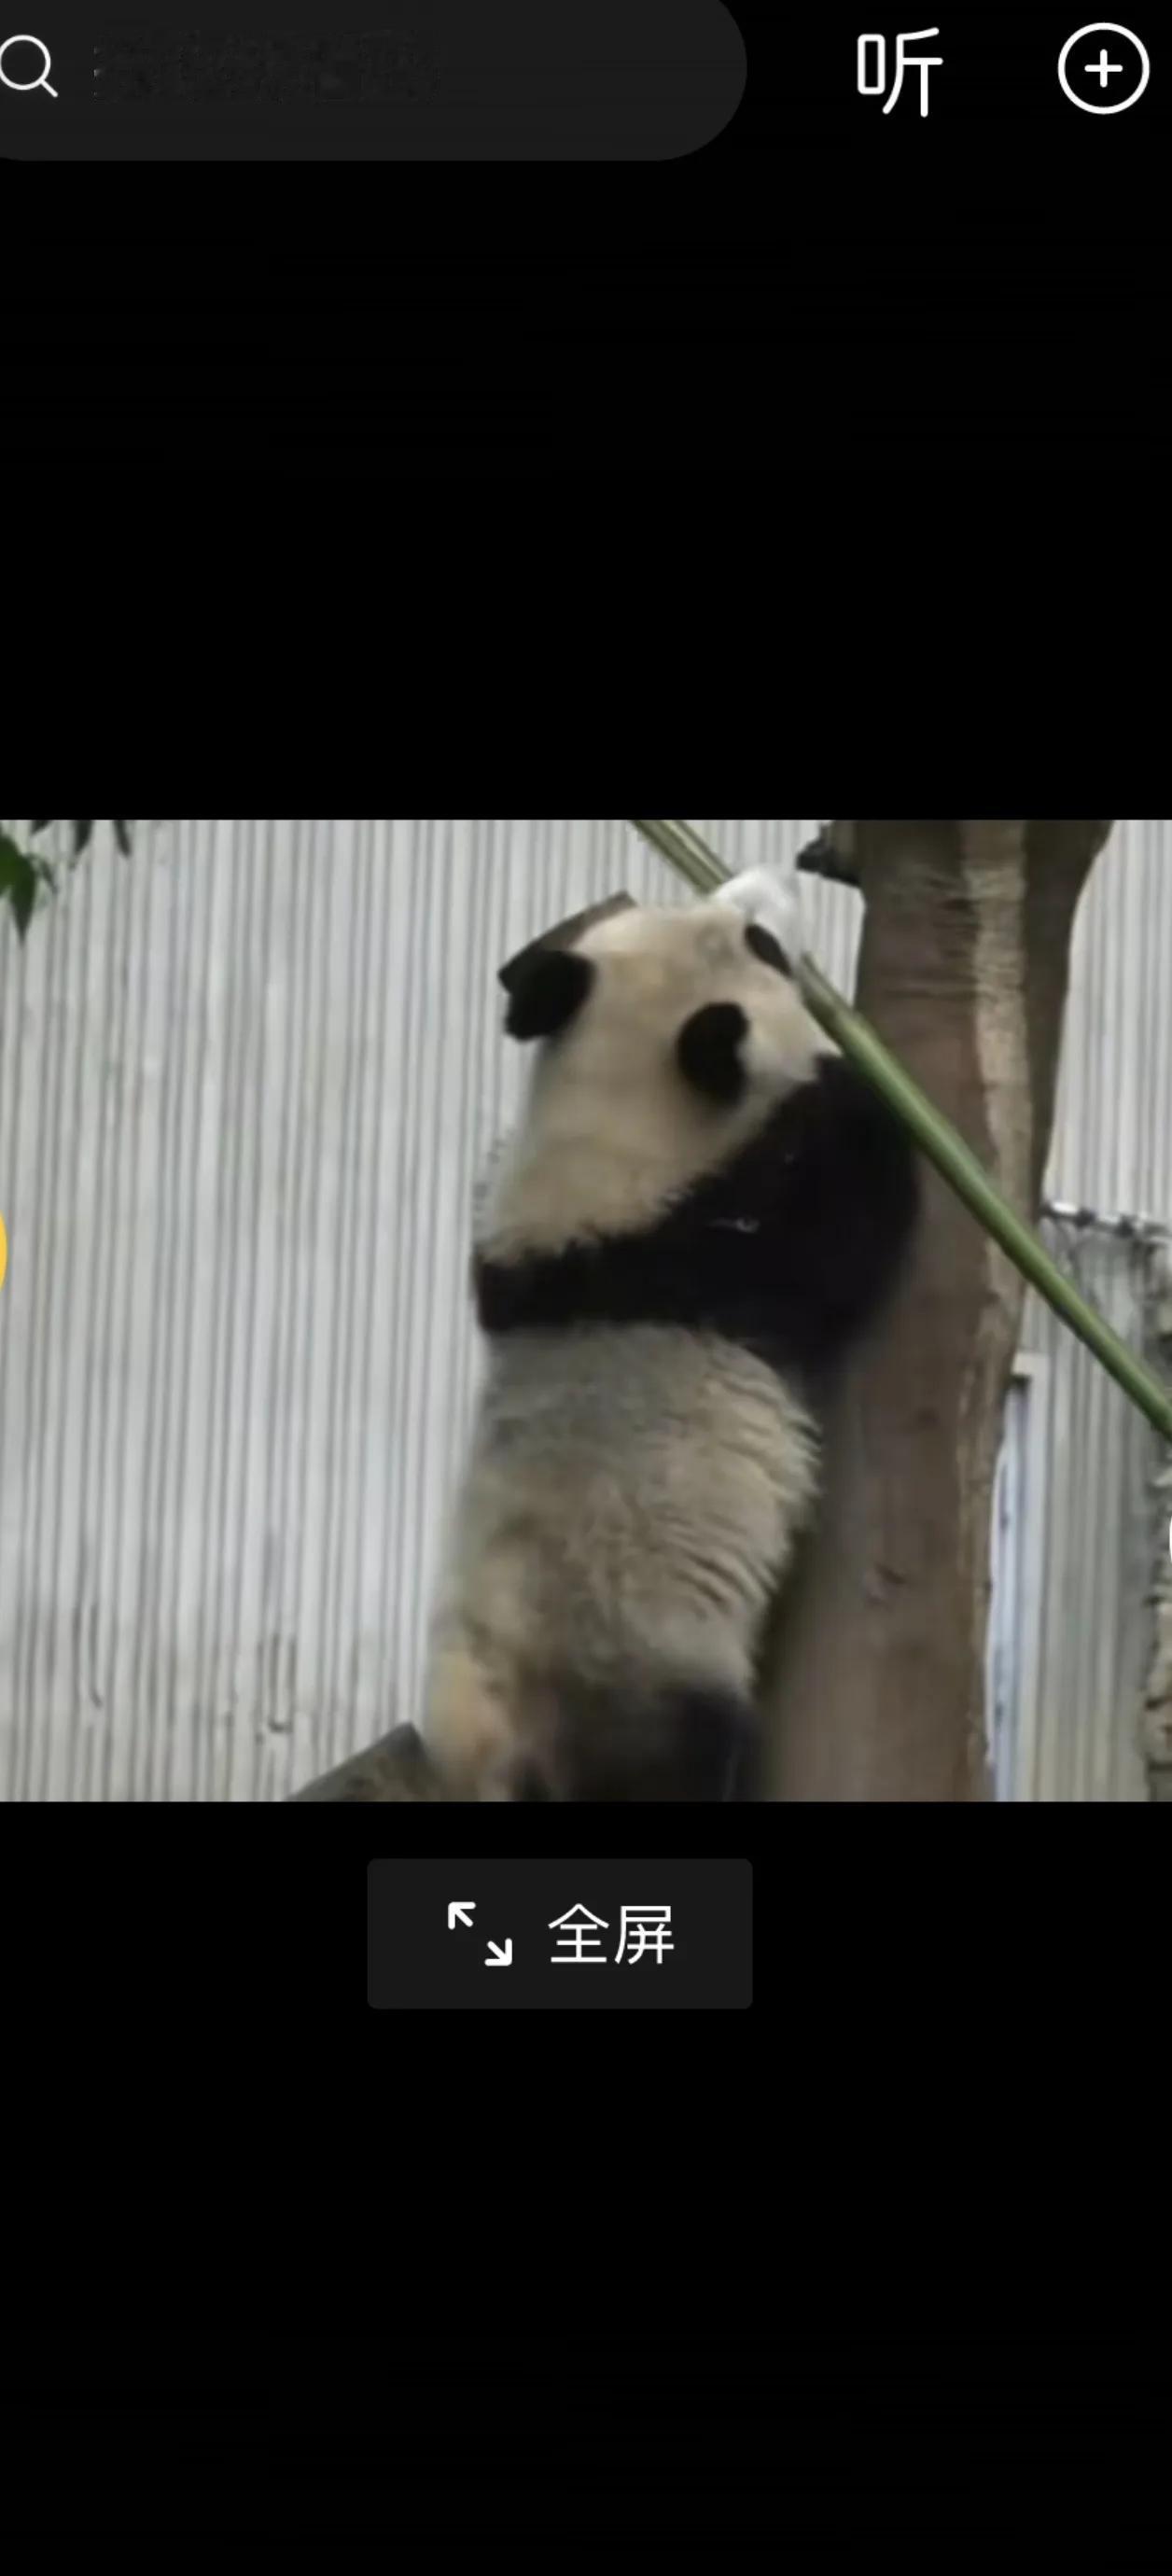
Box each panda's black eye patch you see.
[677,1002,748,1105]
[745,922,793,977]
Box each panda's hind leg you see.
[426,1645,758,1802]
[423,1641,525,1800]
[551,1680,757,1804]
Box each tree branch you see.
[289,1724,449,1801]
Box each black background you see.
[0,2328,1167,2539]
[2,5,1163,470]
[2,1792,1169,2531]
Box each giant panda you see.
[420,891,919,1800]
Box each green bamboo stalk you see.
[631,816,728,895]
[629,818,1172,1445]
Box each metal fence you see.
[0,819,1167,1798]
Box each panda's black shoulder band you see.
[475,1057,919,1377]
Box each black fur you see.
[476,1056,919,1387]
[516,1682,754,1803]
[677,1001,750,1105]
[501,946,594,1042]
[744,922,794,977]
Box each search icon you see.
[0,34,58,95]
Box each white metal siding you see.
[0,819,1167,1799]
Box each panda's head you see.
[483,900,838,1259]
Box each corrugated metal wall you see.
[1012,1232,1160,1802]
[0,819,1167,1799]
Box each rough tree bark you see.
[1142,1253,1172,1800]
[760,818,1114,1803]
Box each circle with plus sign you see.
[1058,24,1150,112]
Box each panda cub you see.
[421,895,919,1801]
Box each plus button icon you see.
[1057,24,1151,116]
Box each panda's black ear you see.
[677,1002,749,1105]
[500,946,594,1042]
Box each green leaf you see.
[0,834,43,939]
[3,822,135,931]
[27,819,133,855]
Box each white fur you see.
[425,1326,818,1797]
[713,865,808,965]
[422,899,833,1799]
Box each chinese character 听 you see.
[858,29,942,118]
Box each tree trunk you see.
[762,819,1113,1803]
[1142,1254,1172,1798]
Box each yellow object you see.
[0,1211,6,1291]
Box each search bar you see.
[0,7,746,157]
